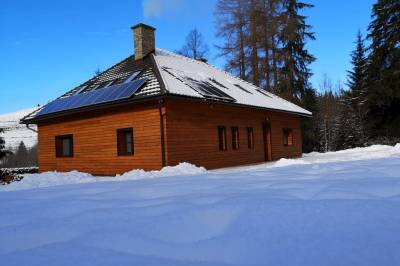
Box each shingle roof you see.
[63,55,161,98]
[22,49,311,123]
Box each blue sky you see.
[0,0,375,114]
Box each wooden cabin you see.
[22,23,311,175]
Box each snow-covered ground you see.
[1,145,400,265]
[0,107,38,149]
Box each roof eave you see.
[21,92,311,125]
[164,93,312,117]
[20,94,164,124]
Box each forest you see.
[179,0,400,152]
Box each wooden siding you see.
[37,97,303,175]
[164,98,302,169]
[37,101,163,175]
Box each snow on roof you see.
[24,49,311,123]
[154,49,311,116]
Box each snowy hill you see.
[0,107,38,149]
[1,145,400,265]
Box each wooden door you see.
[262,122,272,161]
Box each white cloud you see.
[142,0,184,18]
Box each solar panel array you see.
[73,71,142,96]
[185,77,236,102]
[37,79,147,117]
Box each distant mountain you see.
[0,107,38,150]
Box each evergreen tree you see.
[0,129,8,160]
[347,30,368,112]
[278,0,315,102]
[301,87,320,152]
[335,30,369,148]
[335,90,364,150]
[177,28,209,60]
[366,0,400,139]
[2,141,37,168]
[15,141,29,163]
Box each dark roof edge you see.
[21,94,164,124]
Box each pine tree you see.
[366,0,400,139]
[177,28,209,60]
[278,0,315,102]
[0,128,8,160]
[301,87,320,152]
[347,30,368,111]
[2,141,32,168]
[336,30,368,148]
[335,90,364,150]
[16,141,29,163]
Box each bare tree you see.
[215,0,249,80]
[177,28,209,60]
[317,75,341,152]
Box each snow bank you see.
[267,144,400,169]
[115,162,206,180]
[1,163,206,191]
[272,158,311,167]
[1,171,96,191]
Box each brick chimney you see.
[131,23,156,60]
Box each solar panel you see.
[124,70,141,83]
[209,78,229,90]
[256,89,273,98]
[37,79,147,117]
[234,84,252,94]
[185,77,236,102]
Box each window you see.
[283,128,293,146]
[55,135,73,157]
[231,127,239,150]
[247,127,254,149]
[218,126,227,151]
[117,128,134,156]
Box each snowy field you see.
[0,107,38,149]
[1,145,400,265]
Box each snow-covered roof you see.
[154,49,311,116]
[23,49,311,123]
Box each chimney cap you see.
[131,23,156,31]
